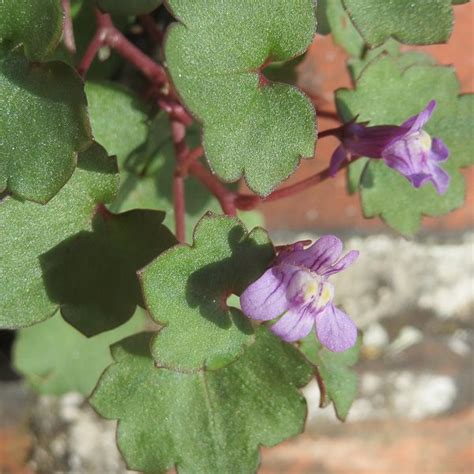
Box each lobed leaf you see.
[0,47,92,203]
[90,328,312,473]
[165,0,317,196]
[13,309,147,396]
[342,0,453,47]
[337,54,474,234]
[0,143,176,334]
[0,0,63,61]
[140,213,275,371]
[300,334,362,421]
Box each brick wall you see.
[261,3,474,232]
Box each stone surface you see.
[260,409,474,474]
[0,230,472,473]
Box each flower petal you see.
[429,164,450,195]
[401,100,437,133]
[329,145,347,176]
[316,304,357,352]
[410,172,432,188]
[322,250,359,276]
[431,137,449,162]
[345,124,404,158]
[280,235,343,274]
[270,305,315,342]
[240,266,297,321]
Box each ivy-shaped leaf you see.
[0,143,176,334]
[0,47,92,203]
[336,55,474,234]
[300,334,361,421]
[165,0,317,197]
[96,0,162,16]
[13,309,147,396]
[90,328,312,473]
[342,0,453,47]
[140,213,274,371]
[0,0,63,61]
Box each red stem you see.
[61,0,76,54]
[171,121,188,240]
[188,162,237,216]
[78,29,103,77]
[104,27,168,85]
[78,10,111,76]
[173,174,186,242]
[235,156,362,209]
[176,146,204,176]
[78,10,168,86]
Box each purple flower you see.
[330,100,450,194]
[240,236,358,352]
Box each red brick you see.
[261,3,474,232]
[261,409,474,473]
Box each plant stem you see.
[61,0,76,54]
[235,156,362,209]
[171,121,188,241]
[78,30,103,77]
[176,146,204,176]
[173,174,186,242]
[78,9,168,87]
[188,162,237,216]
[105,27,168,85]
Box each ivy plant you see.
[0,1,472,472]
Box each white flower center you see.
[411,130,432,152]
[287,269,334,310]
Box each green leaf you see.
[0,47,92,203]
[108,113,212,238]
[90,328,312,473]
[100,107,264,241]
[320,0,365,57]
[13,309,147,396]
[300,334,362,421]
[342,0,453,47]
[0,0,63,61]
[140,213,274,371]
[348,40,436,81]
[316,0,331,35]
[336,55,474,234]
[96,0,162,15]
[85,81,149,168]
[0,143,176,334]
[165,0,317,197]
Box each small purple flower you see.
[240,236,358,352]
[330,100,450,194]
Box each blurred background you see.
[260,2,474,472]
[0,2,473,473]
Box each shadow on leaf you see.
[40,209,176,337]
[185,224,273,333]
